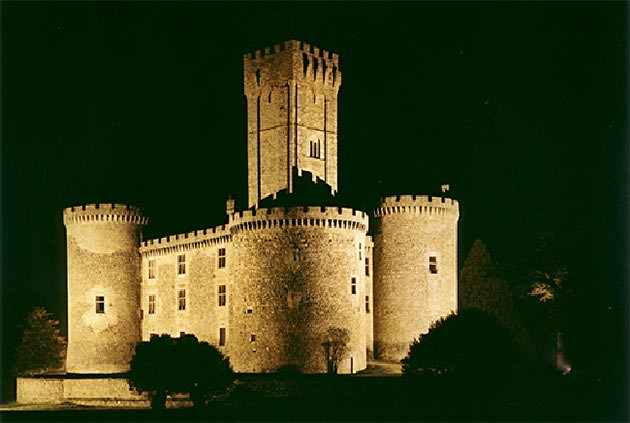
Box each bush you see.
[401,309,518,380]
[128,334,233,409]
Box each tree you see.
[459,239,535,360]
[15,307,66,375]
[128,334,233,409]
[401,309,517,379]
[322,327,350,374]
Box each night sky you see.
[2,2,627,391]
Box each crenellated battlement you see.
[243,40,341,89]
[229,205,368,234]
[374,195,459,218]
[243,40,340,66]
[63,203,149,226]
[139,225,231,257]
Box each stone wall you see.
[16,377,146,404]
[140,226,231,350]
[373,196,459,361]
[229,206,368,373]
[16,378,64,403]
[244,40,341,207]
[64,204,147,373]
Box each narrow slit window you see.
[95,296,105,314]
[178,289,186,311]
[218,285,226,307]
[429,256,438,274]
[177,254,186,275]
[365,296,370,314]
[218,248,226,269]
[148,295,156,314]
[365,258,370,276]
[359,243,362,260]
[148,259,156,279]
[219,327,226,346]
[351,277,357,295]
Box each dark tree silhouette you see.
[459,239,535,360]
[401,309,517,379]
[128,334,233,409]
[15,307,66,375]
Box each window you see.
[218,285,226,307]
[246,307,253,314]
[250,334,256,343]
[219,327,226,346]
[309,139,321,158]
[365,258,370,276]
[351,277,357,295]
[429,256,438,274]
[148,259,156,279]
[359,243,362,260]
[95,296,105,314]
[218,248,226,269]
[148,295,156,314]
[178,289,186,311]
[365,296,370,313]
[177,254,186,275]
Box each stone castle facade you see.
[62,40,459,375]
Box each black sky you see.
[1,1,627,391]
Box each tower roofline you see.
[243,40,339,65]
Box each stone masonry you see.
[59,40,460,381]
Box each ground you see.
[1,362,625,421]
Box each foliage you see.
[15,307,66,375]
[401,309,517,379]
[128,334,233,409]
[322,327,350,374]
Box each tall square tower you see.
[243,40,341,208]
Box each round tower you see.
[372,195,459,361]
[228,206,369,373]
[63,204,148,373]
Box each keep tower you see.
[63,204,148,373]
[244,40,341,208]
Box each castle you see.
[62,40,460,376]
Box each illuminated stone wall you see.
[244,40,341,207]
[228,206,368,373]
[63,204,148,373]
[139,226,231,349]
[138,206,370,374]
[373,196,459,361]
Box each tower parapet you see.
[64,203,148,374]
[63,204,149,225]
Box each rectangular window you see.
[219,327,226,346]
[365,296,370,313]
[218,248,226,269]
[148,295,156,314]
[351,277,357,295]
[177,254,186,275]
[218,285,226,307]
[178,289,186,311]
[250,334,256,343]
[359,243,362,260]
[95,296,105,314]
[148,259,156,279]
[365,258,370,276]
[429,256,438,274]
